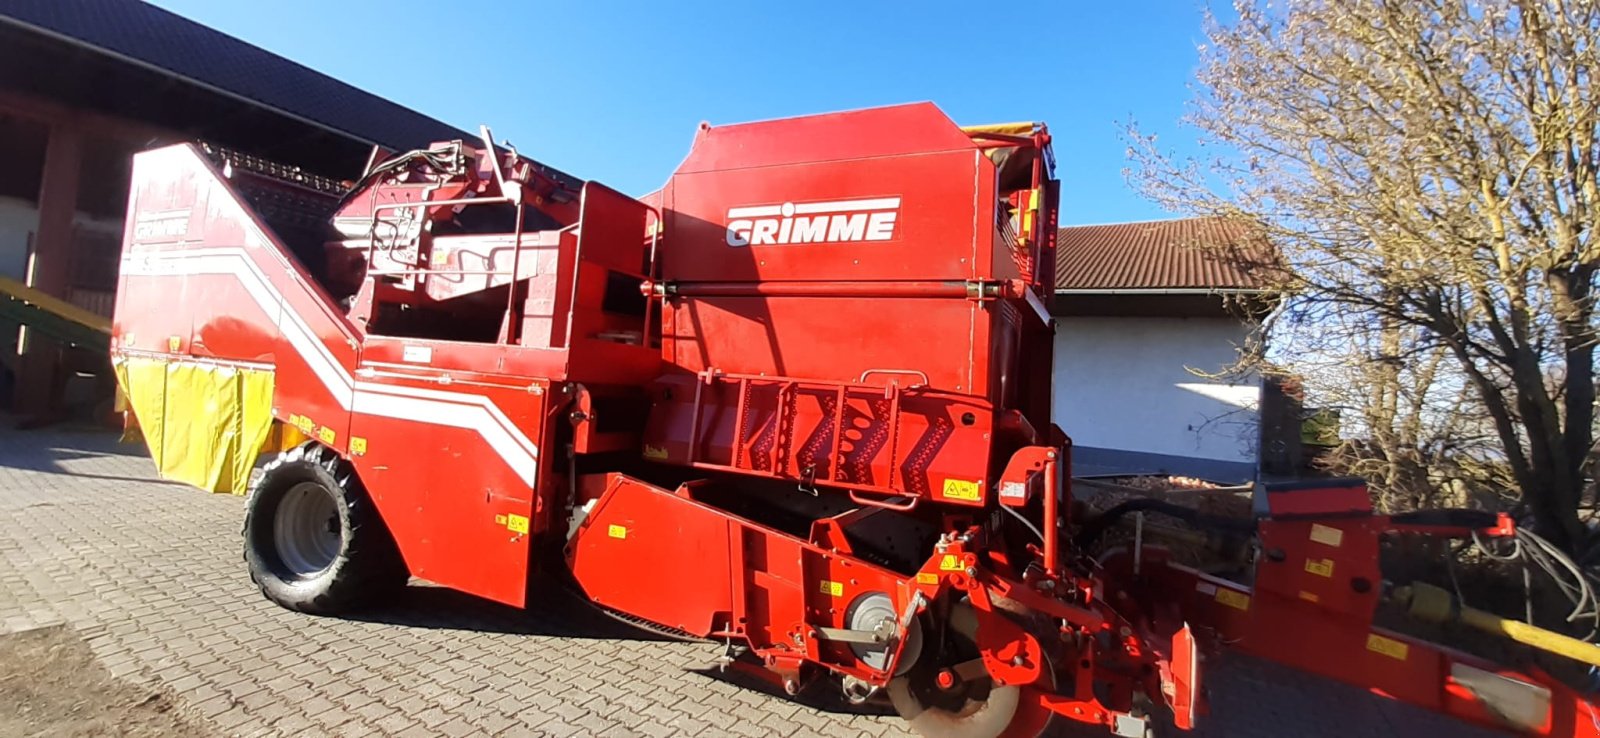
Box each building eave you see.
[0,14,383,149]
[1055,288,1274,297]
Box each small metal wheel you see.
[887,604,1029,738]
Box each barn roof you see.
[1055,217,1278,293]
[0,0,472,151]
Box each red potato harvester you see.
[110,102,1600,737]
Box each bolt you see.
[965,567,978,578]
[936,670,955,689]
[784,679,800,696]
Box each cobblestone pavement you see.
[0,426,1503,737]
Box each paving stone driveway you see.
[0,426,1500,737]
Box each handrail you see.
[362,194,514,268]
[848,489,919,512]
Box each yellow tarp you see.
[113,356,275,494]
[960,121,1039,137]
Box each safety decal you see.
[916,572,939,585]
[349,437,367,456]
[1298,591,1320,603]
[1309,524,1344,547]
[939,554,964,572]
[607,525,628,539]
[505,514,530,535]
[942,478,981,501]
[1215,589,1251,611]
[317,426,336,445]
[1305,558,1335,578]
[642,445,668,460]
[1366,633,1409,661]
[288,413,315,434]
[819,580,844,597]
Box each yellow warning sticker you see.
[289,414,315,434]
[607,524,627,539]
[494,514,508,526]
[642,445,668,460]
[317,426,336,445]
[1367,633,1409,661]
[506,514,530,535]
[349,437,368,456]
[1299,591,1321,603]
[1305,558,1335,578]
[1310,523,1344,548]
[819,580,844,597]
[939,554,964,571]
[916,572,939,585]
[942,478,981,501]
[1215,588,1251,611]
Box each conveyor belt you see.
[0,276,111,351]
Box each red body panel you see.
[117,145,549,607]
[568,473,914,682]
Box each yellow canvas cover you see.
[113,356,275,494]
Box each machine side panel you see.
[665,151,984,284]
[347,368,547,608]
[569,476,737,636]
[674,102,977,174]
[568,474,914,681]
[643,374,996,504]
[117,145,552,608]
[665,295,981,391]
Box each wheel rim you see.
[273,482,341,578]
[888,678,1020,738]
[886,603,1027,738]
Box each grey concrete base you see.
[1070,444,1255,483]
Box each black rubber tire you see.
[243,442,407,614]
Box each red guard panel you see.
[346,366,548,607]
[568,474,913,680]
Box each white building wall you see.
[0,195,38,281]
[1052,315,1260,477]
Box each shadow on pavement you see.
[688,660,898,718]
[346,577,682,643]
[0,425,170,483]
[358,578,898,719]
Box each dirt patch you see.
[0,625,213,738]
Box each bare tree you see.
[1128,0,1600,550]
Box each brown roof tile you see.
[1055,217,1278,292]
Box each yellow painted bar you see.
[0,275,112,333]
[961,121,1039,137]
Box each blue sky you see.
[149,1,1213,225]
